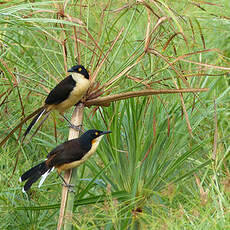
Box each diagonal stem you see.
[57,103,84,230]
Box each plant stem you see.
[85,88,209,107]
[57,103,85,230]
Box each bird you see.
[23,64,90,138]
[19,129,111,192]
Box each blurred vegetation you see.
[0,0,230,229]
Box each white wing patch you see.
[38,167,54,188]
[35,109,46,125]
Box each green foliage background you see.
[0,0,230,229]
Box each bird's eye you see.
[95,132,98,136]
[78,67,82,72]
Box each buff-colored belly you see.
[56,79,90,114]
[56,136,102,173]
[47,75,90,114]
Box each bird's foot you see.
[69,124,84,132]
[62,115,84,132]
[62,183,75,192]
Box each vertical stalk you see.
[57,103,84,230]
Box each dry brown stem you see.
[85,88,209,107]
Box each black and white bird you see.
[19,129,111,192]
[24,64,90,138]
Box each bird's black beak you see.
[101,131,112,135]
[67,67,74,72]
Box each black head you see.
[68,65,89,79]
[80,129,112,142]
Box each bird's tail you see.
[19,161,52,192]
[23,107,46,138]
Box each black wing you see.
[46,139,91,167]
[45,75,76,105]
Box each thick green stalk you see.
[57,103,84,230]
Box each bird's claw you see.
[62,183,75,192]
[69,124,84,132]
[70,124,84,132]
